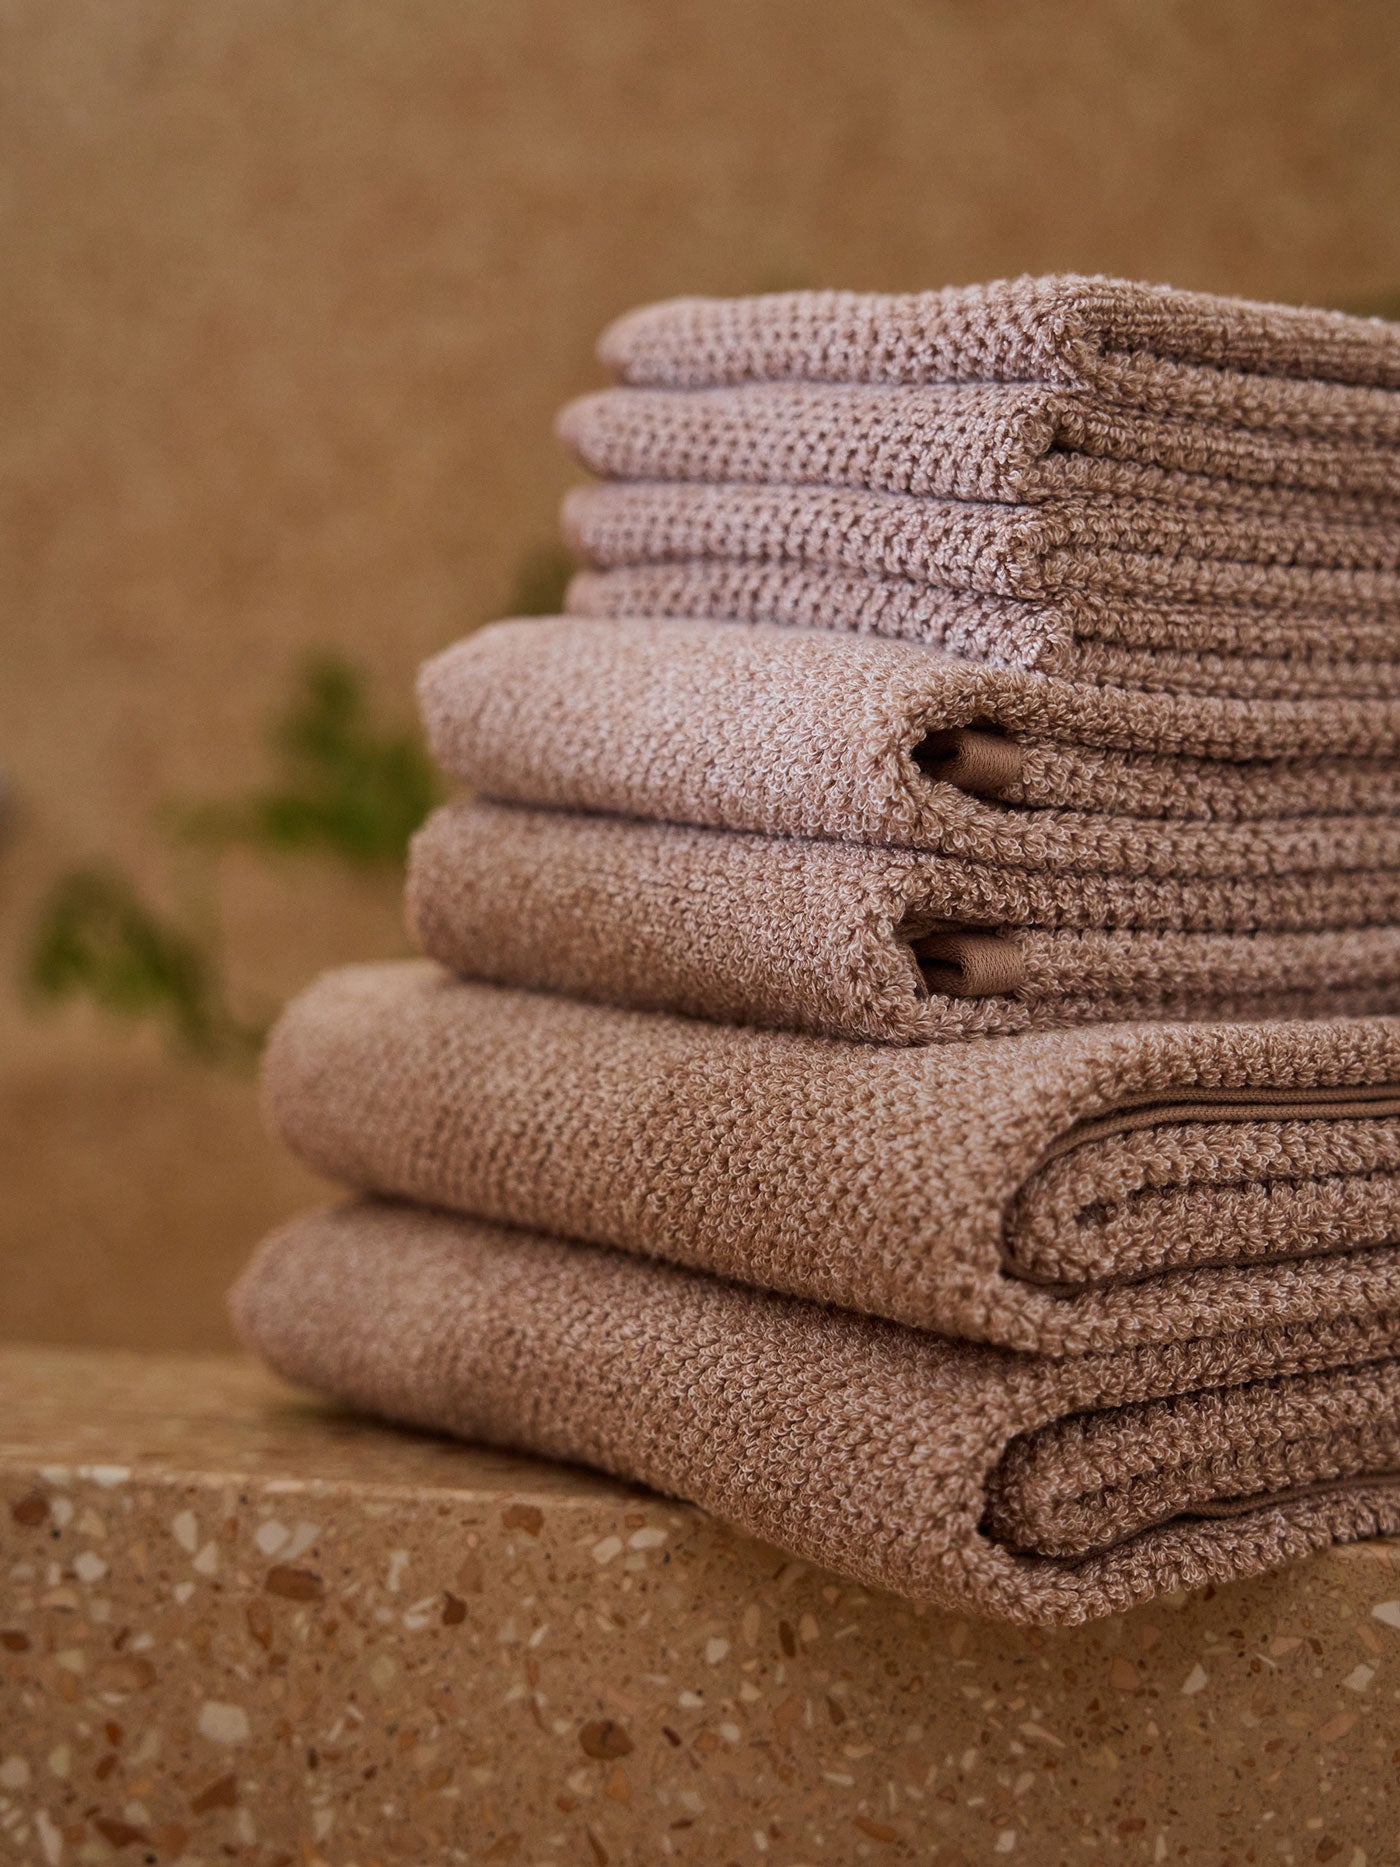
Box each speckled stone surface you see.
[3,1346,1400,1865]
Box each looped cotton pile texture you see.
[233,278,1400,1622]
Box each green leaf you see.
[181,653,442,867]
[27,868,260,1062]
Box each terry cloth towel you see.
[417,618,1400,873]
[261,961,1400,1356]
[408,799,1400,1044]
[232,1198,1400,1624]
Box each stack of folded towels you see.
[235,277,1400,1625]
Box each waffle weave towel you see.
[261,961,1400,1356]
[232,1198,1400,1625]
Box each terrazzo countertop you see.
[2,1345,1399,1865]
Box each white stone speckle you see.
[172,1511,199,1554]
[255,1520,289,1557]
[87,1466,130,1489]
[72,1552,107,1584]
[192,1542,219,1576]
[592,1536,623,1565]
[995,1832,1017,1853]
[1344,1664,1375,1692]
[34,1809,62,1867]
[284,1522,320,1561]
[705,1638,729,1665]
[1180,1664,1208,1696]
[628,1527,667,1550]
[386,1550,410,1593]
[1372,1600,1400,1628]
[198,1701,250,1745]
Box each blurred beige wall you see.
[4,0,1400,1349]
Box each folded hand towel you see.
[566,563,1400,699]
[598,276,1400,427]
[232,1198,1400,1623]
[418,618,1400,875]
[409,800,1400,1043]
[562,482,1400,613]
[560,380,1400,504]
[262,961,1400,1355]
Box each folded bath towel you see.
[409,800,1400,1043]
[598,276,1400,432]
[262,961,1400,1355]
[418,618,1400,875]
[232,1198,1400,1623]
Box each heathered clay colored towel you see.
[560,379,1400,506]
[418,619,1400,877]
[408,801,1400,1045]
[262,962,1400,1356]
[232,1199,1400,1624]
[562,481,1400,615]
[598,276,1400,432]
[565,563,1400,701]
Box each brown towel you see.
[566,563,1400,700]
[559,380,1400,505]
[570,278,1400,695]
[418,618,1400,874]
[598,276,1400,426]
[261,961,1400,1355]
[408,800,1400,1043]
[231,1198,1400,1624]
[562,482,1400,614]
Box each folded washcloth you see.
[598,276,1400,431]
[566,563,1400,699]
[560,380,1400,505]
[562,482,1400,613]
[261,961,1400,1355]
[232,1198,1400,1623]
[409,799,1400,1042]
[418,617,1400,872]
[566,278,1400,695]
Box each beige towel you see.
[231,1198,1400,1624]
[560,380,1400,505]
[566,563,1400,699]
[418,618,1400,875]
[562,482,1400,612]
[598,276,1400,427]
[261,961,1400,1355]
[409,799,1400,1043]
[570,278,1400,694]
